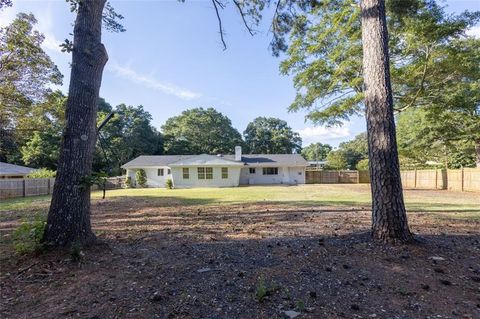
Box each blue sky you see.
[1,0,479,148]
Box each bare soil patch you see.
[1,193,480,319]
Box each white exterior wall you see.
[239,166,306,185]
[126,167,172,187]
[171,166,241,188]
[127,165,305,188]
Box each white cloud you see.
[108,62,201,101]
[298,125,352,145]
[466,26,480,38]
[36,2,64,54]
[41,32,63,52]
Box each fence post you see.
[461,167,464,192]
[22,179,26,197]
[414,169,417,189]
[435,169,438,189]
[356,170,360,184]
[47,178,50,194]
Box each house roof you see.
[121,155,193,168]
[121,154,308,169]
[241,154,308,167]
[0,162,36,175]
[169,154,244,167]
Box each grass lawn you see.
[2,184,479,219]
[1,184,480,318]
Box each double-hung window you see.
[249,168,256,174]
[197,167,205,179]
[183,168,189,179]
[198,167,213,180]
[158,168,164,176]
[205,167,213,179]
[262,167,278,175]
[221,167,228,179]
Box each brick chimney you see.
[235,146,242,161]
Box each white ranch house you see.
[122,146,308,188]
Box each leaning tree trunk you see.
[360,0,413,243]
[43,0,108,247]
[475,139,480,168]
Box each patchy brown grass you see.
[1,186,480,318]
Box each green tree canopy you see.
[243,117,302,154]
[19,94,162,175]
[95,103,163,175]
[325,133,368,170]
[301,142,332,161]
[20,91,66,169]
[325,151,348,170]
[0,13,63,162]
[396,108,477,169]
[162,107,244,155]
[280,0,480,125]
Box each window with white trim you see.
[197,167,205,179]
[158,168,164,176]
[221,167,228,179]
[197,167,213,180]
[183,168,189,179]
[249,168,256,174]
[262,167,278,175]
[206,167,213,179]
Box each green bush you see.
[13,215,46,254]
[136,169,147,188]
[356,158,369,170]
[166,178,173,189]
[28,168,56,178]
[125,176,132,188]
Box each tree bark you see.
[43,0,108,247]
[360,0,413,243]
[475,139,480,168]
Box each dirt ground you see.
[1,189,480,319]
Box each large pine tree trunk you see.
[43,0,108,247]
[360,0,413,243]
[475,139,480,168]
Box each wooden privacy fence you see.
[0,177,124,200]
[305,170,370,184]
[0,178,55,199]
[402,168,480,192]
[306,168,480,192]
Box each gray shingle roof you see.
[169,154,244,167]
[121,154,307,168]
[121,155,193,168]
[0,162,36,175]
[241,154,308,167]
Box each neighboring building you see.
[308,160,327,168]
[0,162,36,179]
[121,146,308,188]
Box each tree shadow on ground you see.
[2,226,479,319]
[1,192,480,318]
